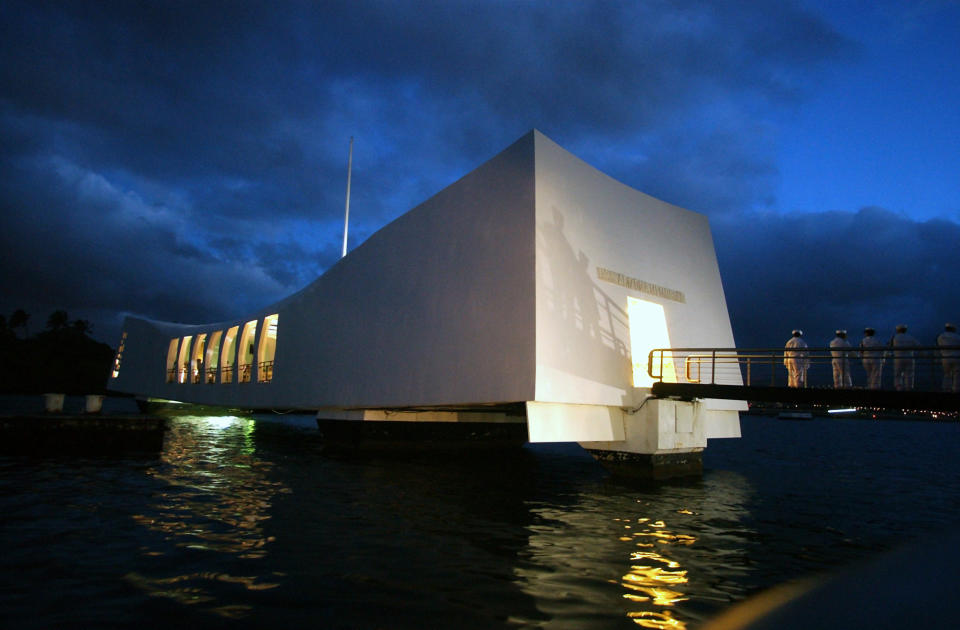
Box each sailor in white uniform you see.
[784,330,809,388]
[829,329,853,388]
[937,323,960,392]
[891,324,919,391]
[860,327,885,389]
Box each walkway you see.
[647,346,960,412]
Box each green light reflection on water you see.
[127,413,287,619]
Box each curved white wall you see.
[111,130,743,442]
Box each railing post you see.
[931,350,937,391]
[770,350,776,386]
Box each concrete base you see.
[84,395,105,414]
[586,448,703,480]
[44,393,65,413]
[574,398,708,478]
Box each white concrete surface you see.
[111,130,743,453]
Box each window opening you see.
[177,336,193,384]
[166,339,179,383]
[238,320,257,383]
[191,333,207,384]
[627,297,676,387]
[220,326,239,383]
[257,314,278,383]
[205,331,223,383]
[112,331,128,379]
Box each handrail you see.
[258,360,275,383]
[648,346,960,393]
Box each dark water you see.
[2,398,959,629]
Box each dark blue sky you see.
[1,0,958,351]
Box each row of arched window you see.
[164,314,278,385]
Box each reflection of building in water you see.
[126,416,289,619]
[516,470,755,629]
[617,517,693,628]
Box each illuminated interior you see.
[220,325,239,384]
[628,297,676,387]
[165,339,179,383]
[191,333,207,384]
[238,320,257,383]
[112,331,127,379]
[205,330,223,383]
[177,336,193,384]
[257,314,278,383]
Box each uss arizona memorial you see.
[109,130,745,477]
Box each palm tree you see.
[47,310,69,331]
[9,309,29,339]
[71,319,92,336]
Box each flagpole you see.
[341,136,353,258]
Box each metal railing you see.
[258,361,274,383]
[649,346,960,393]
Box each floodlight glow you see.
[628,297,676,387]
[201,415,245,430]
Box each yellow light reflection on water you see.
[627,609,686,629]
[618,514,696,629]
[626,565,688,585]
[631,551,681,568]
[633,530,697,545]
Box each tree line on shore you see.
[0,309,114,395]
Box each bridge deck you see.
[647,345,960,412]
[651,382,960,412]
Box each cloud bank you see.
[717,207,960,348]
[1,0,955,353]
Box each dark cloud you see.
[1,0,853,199]
[0,155,290,331]
[0,0,865,345]
[716,207,960,349]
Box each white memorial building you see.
[109,130,744,477]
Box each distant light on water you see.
[827,408,858,414]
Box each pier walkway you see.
[647,346,960,412]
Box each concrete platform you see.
[0,414,167,454]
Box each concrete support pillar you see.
[579,398,707,480]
